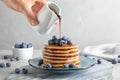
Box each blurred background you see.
[0,0,120,49]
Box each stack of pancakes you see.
[43,44,80,68]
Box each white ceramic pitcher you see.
[33,1,61,34]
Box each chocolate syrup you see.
[50,7,62,38]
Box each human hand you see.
[2,0,46,26]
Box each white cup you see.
[12,47,33,59]
[32,1,61,34]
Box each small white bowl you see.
[12,47,33,59]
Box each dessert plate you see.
[28,56,96,73]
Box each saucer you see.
[28,56,96,73]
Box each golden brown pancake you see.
[44,48,78,54]
[43,60,80,68]
[44,44,78,50]
[43,44,80,68]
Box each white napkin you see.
[81,43,120,61]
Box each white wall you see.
[0,0,120,49]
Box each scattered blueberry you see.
[21,42,28,48]
[84,55,88,57]
[69,63,76,68]
[45,63,52,69]
[15,68,21,74]
[27,43,32,48]
[97,59,102,64]
[63,64,68,68]
[22,68,28,74]
[38,59,43,66]
[15,43,20,48]
[6,63,11,67]
[112,58,118,64]
[10,57,16,61]
[118,55,120,58]
[48,39,54,45]
[92,58,95,60]
[4,55,10,59]
[0,63,5,68]
[52,35,57,41]
[16,57,20,61]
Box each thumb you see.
[29,17,39,26]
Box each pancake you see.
[44,44,78,50]
[44,48,78,54]
[43,44,80,68]
[43,52,79,57]
[43,60,80,68]
[44,58,79,63]
[43,55,79,60]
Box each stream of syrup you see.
[50,7,62,39]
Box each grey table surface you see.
[0,50,120,80]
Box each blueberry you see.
[92,58,95,60]
[21,42,28,48]
[59,40,66,46]
[48,39,54,45]
[63,40,68,44]
[22,68,28,74]
[61,40,67,44]
[19,44,22,48]
[84,55,88,57]
[15,43,20,48]
[38,59,43,66]
[67,40,73,44]
[59,42,64,46]
[10,57,16,61]
[16,57,20,61]
[62,36,68,41]
[55,39,66,46]
[0,63,5,68]
[6,63,11,67]
[112,58,118,64]
[69,63,76,68]
[52,35,57,41]
[15,68,21,74]
[4,55,10,59]
[45,63,52,69]
[118,55,120,58]
[55,39,60,45]
[63,64,68,68]
[97,59,102,64]
[27,43,32,48]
